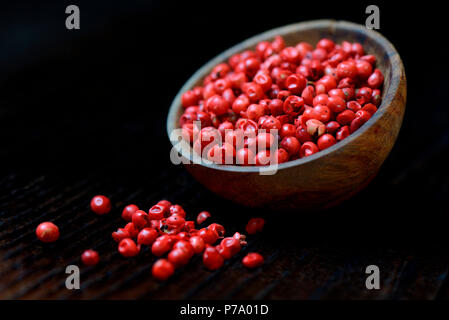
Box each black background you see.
[1,0,449,299]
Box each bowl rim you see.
[167,19,404,173]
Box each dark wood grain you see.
[167,20,407,210]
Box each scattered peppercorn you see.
[245,218,265,235]
[196,211,211,225]
[118,238,140,258]
[242,252,264,268]
[122,204,138,222]
[90,195,111,215]
[152,258,175,281]
[81,249,100,266]
[36,222,60,243]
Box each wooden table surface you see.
[1,1,449,300]
[1,139,449,300]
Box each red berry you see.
[152,236,173,256]
[232,94,250,114]
[362,103,378,115]
[317,38,335,52]
[317,134,337,150]
[356,87,373,105]
[242,253,264,268]
[166,215,186,230]
[198,228,219,245]
[182,221,195,232]
[356,60,373,79]
[169,204,186,218]
[137,228,158,246]
[216,244,233,260]
[312,105,332,123]
[152,259,175,281]
[203,245,224,270]
[218,121,234,139]
[206,94,229,116]
[336,110,356,126]
[118,238,140,258]
[336,60,357,79]
[367,69,384,89]
[181,90,200,108]
[213,78,231,94]
[208,223,225,238]
[316,75,337,93]
[189,236,206,254]
[81,249,99,266]
[259,116,281,131]
[280,123,296,139]
[90,195,111,215]
[173,240,195,257]
[148,204,166,220]
[328,88,346,100]
[220,237,242,256]
[327,96,346,113]
[272,35,285,52]
[257,132,275,150]
[275,148,290,164]
[280,136,301,156]
[112,228,130,243]
[325,121,341,134]
[255,150,272,166]
[207,143,236,164]
[300,142,319,157]
[246,104,266,121]
[301,85,315,105]
[347,100,362,112]
[356,109,372,123]
[336,126,350,141]
[242,82,264,103]
[168,248,191,267]
[132,210,149,229]
[196,211,211,225]
[124,222,140,238]
[312,94,329,108]
[236,148,256,166]
[254,71,273,91]
[122,204,138,222]
[285,74,306,94]
[36,222,59,243]
[157,200,172,209]
[268,99,284,116]
[283,95,305,117]
[295,126,313,144]
[245,218,265,235]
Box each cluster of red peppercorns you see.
[113,200,266,280]
[180,36,384,165]
[35,195,266,279]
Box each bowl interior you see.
[167,20,401,172]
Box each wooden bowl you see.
[167,20,406,210]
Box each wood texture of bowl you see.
[167,20,407,210]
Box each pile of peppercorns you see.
[35,195,265,281]
[180,36,384,165]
